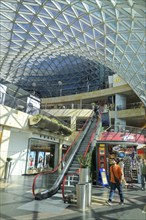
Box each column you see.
[0,126,11,178]
[57,140,63,172]
[79,99,82,109]
[114,94,126,131]
[70,116,76,131]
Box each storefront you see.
[26,138,57,174]
[92,142,139,185]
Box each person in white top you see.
[117,158,128,187]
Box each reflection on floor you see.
[0,176,146,220]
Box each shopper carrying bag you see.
[106,158,124,206]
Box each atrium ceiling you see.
[0,0,146,104]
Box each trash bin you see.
[79,168,90,184]
[86,182,92,207]
[4,161,12,179]
[76,183,87,210]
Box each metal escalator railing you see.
[32,111,94,200]
[61,117,102,201]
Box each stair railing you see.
[32,111,94,198]
[61,117,101,200]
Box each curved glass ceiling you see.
[0,0,146,103]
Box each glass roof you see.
[0,0,146,103]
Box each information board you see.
[99,168,108,186]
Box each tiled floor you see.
[0,176,146,220]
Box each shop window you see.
[26,138,56,174]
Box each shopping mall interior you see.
[0,0,146,220]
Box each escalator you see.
[32,113,102,200]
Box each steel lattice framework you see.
[0,0,146,102]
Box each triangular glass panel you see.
[91,11,102,20]
[64,28,73,37]
[104,11,115,21]
[44,30,56,38]
[28,25,41,35]
[94,29,103,40]
[106,23,116,33]
[58,34,67,42]
[26,34,37,42]
[64,14,76,24]
[90,15,101,26]
[135,32,145,41]
[76,37,85,45]
[72,20,81,29]
[81,14,90,23]
[72,28,82,37]
[138,45,146,54]
[15,14,29,23]
[73,1,87,13]
[55,14,67,24]
[80,20,91,31]
[49,20,60,30]
[50,29,60,38]
[118,21,129,32]
[13,23,26,33]
[38,16,51,26]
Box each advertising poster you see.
[0,83,7,104]
[37,152,45,169]
[28,151,36,169]
[26,95,40,115]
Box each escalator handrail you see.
[40,113,94,195]
[84,117,100,157]
[62,117,101,200]
[32,111,94,196]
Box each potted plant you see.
[6,157,13,162]
[78,152,92,168]
[4,158,13,179]
[78,152,92,183]
[91,103,95,109]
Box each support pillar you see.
[70,116,76,131]
[114,94,126,131]
[57,140,63,172]
[79,99,82,109]
[0,126,11,178]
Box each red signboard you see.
[99,132,146,144]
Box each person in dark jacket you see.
[94,104,100,117]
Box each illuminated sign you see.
[99,132,146,144]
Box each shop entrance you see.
[26,138,56,174]
[92,142,139,185]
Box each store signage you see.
[99,132,146,144]
[99,147,105,155]
[113,146,120,151]
[122,135,135,141]
[113,74,127,87]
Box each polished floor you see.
[0,176,146,220]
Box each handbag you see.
[112,166,119,184]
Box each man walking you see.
[106,158,124,205]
